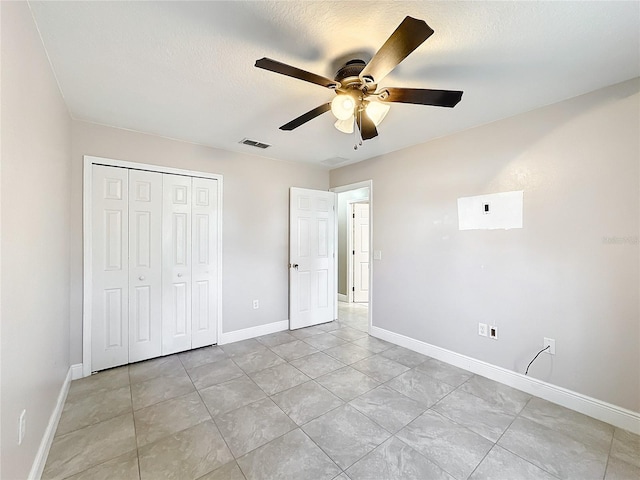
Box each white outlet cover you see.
[478,323,488,336]
[544,337,556,355]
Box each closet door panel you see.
[191,178,218,348]
[162,174,192,355]
[92,165,129,371]
[128,169,163,363]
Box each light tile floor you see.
[43,303,640,480]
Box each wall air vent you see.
[239,138,271,149]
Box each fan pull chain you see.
[353,112,358,150]
[353,108,363,150]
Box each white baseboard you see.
[70,363,83,380]
[29,366,73,480]
[371,326,640,435]
[219,320,289,345]
[338,293,348,302]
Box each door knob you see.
[138,276,145,281]
[177,273,183,277]
[291,264,299,269]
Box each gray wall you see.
[330,78,640,412]
[1,3,72,478]
[70,121,330,364]
[337,188,369,296]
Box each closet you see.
[90,164,219,372]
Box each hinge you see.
[352,286,355,292]
[352,213,355,218]
[352,250,355,255]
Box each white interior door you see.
[353,203,370,303]
[92,165,129,371]
[191,177,218,348]
[162,174,192,355]
[128,169,163,363]
[290,187,336,329]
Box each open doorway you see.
[331,181,372,331]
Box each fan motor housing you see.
[334,59,375,94]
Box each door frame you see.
[82,155,223,377]
[330,180,373,333]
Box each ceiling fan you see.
[255,16,463,147]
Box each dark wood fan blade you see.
[360,16,434,84]
[280,103,332,131]
[380,87,463,107]
[255,58,339,89]
[356,111,378,140]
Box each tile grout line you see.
[490,396,564,480]
[52,306,630,480]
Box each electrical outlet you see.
[252,299,259,310]
[18,409,26,445]
[489,325,498,339]
[544,337,556,355]
[478,323,488,337]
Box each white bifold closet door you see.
[162,174,193,355]
[92,165,130,371]
[162,175,219,354]
[191,177,219,349]
[92,166,218,371]
[128,170,163,362]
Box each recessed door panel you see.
[128,169,162,363]
[298,217,310,258]
[92,165,129,371]
[104,288,124,348]
[194,214,209,265]
[317,219,328,257]
[194,280,209,331]
[173,283,188,335]
[104,210,123,270]
[134,286,151,342]
[191,177,218,348]
[134,212,151,268]
[317,269,328,308]
[163,174,192,355]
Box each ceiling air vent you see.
[240,138,271,149]
[321,157,349,167]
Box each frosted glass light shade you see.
[334,117,354,133]
[365,101,390,126]
[331,94,356,120]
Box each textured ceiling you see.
[30,1,640,168]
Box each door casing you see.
[330,180,373,332]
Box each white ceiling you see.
[30,1,640,168]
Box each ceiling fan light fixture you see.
[334,117,354,134]
[365,101,390,127]
[331,94,356,120]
